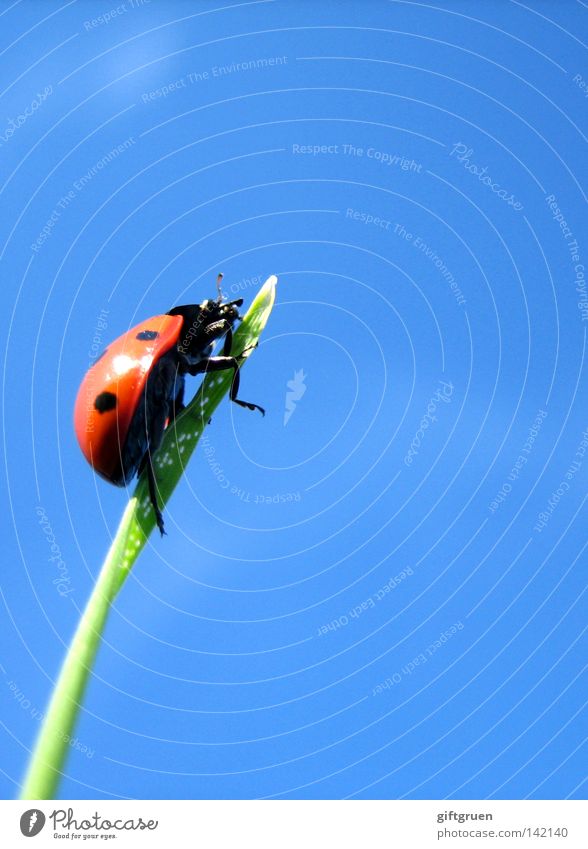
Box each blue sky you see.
[1,0,587,799]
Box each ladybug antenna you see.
[216,272,225,302]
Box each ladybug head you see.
[169,274,245,359]
[197,296,243,325]
[201,273,244,323]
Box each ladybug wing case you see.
[74,314,183,485]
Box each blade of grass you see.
[20,275,277,800]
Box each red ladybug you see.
[74,275,264,535]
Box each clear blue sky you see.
[1,0,587,800]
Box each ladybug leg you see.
[139,420,168,537]
[192,318,233,353]
[220,322,234,356]
[146,457,166,537]
[236,342,258,359]
[226,360,265,415]
[168,372,186,424]
[216,323,256,359]
[137,444,166,536]
[196,318,252,358]
[191,356,265,415]
[138,355,180,536]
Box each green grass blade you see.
[20,275,277,800]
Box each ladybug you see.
[74,275,264,536]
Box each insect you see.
[74,275,264,536]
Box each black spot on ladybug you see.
[94,391,117,413]
[136,330,159,341]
